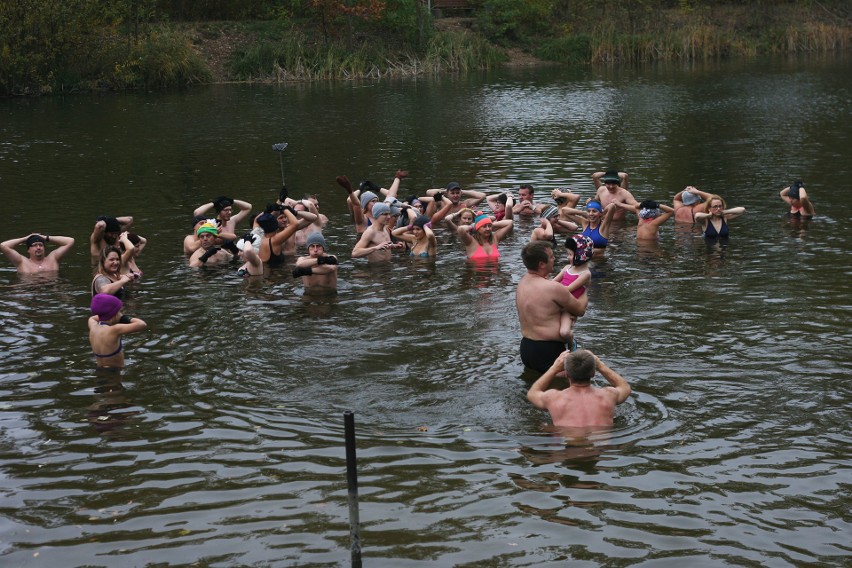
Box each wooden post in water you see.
[344,411,362,568]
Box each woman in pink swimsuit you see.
[457,211,514,261]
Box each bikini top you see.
[93,322,123,358]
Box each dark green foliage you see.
[535,35,592,65]
[1,0,850,95]
[476,0,553,46]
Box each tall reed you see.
[230,29,505,81]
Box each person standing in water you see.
[516,241,588,373]
[779,180,815,218]
[88,294,147,368]
[292,232,339,293]
[694,195,746,239]
[1,233,75,274]
[527,350,631,429]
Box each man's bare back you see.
[527,350,631,429]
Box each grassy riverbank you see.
[1,1,849,95]
[198,3,852,83]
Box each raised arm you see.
[45,234,75,255]
[456,224,475,246]
[131,234,147,254]
[594,353,631,404]
[443,210,461,233]
[271,209,301,245]
[90,220,106,256]
[723,206,746,221]
[336,175,363,220]
[532,218,554,242]
[0,236,26,266]
[486,193,505,216]
[391,225,417,244]
[492,218,514,241]
[231,199,253,224]
[651,204,675,227]
[430,196,454,225]
[384,170,408,201]
[118,232,136,265]
[674,186,711,207]
[690,187,713,202]
[503,193,515,220]
[193,202,215,217]
[115,317,148,335]
[301,199,325,228]
[293,209,318,230]
[527,352,568,409]
[560,206,589,218]
[462,189,486,208]
[598,203,617,236]
[552,217,579,232]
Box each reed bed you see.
[534,6,852,65]
[230,30,505,82]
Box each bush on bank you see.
[0,0,849,95]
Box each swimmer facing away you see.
[88,294,147,368]
[527,350,631,429]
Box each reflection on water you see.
[1,55,851,565]
[85,369,143,436]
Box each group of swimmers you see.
[2,171,814,428]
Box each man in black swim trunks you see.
[516,240,588,373]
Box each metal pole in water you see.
[344,411,362,568]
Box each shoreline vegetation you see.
[1,1,849,96]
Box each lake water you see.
[1,54,850,566]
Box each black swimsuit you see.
[266,237,287,267]
[91,275,125,300]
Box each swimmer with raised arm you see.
[88,294,147,369]
[1,233,75,274]
[527,350,631,429]
[694,195,746,239]
[780,180,815,217]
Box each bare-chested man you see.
[1,233,75,274]
[90,215,133,256]
[352,202,405,263]
[189,223,233,267]
[427,182,487,225]
[592,170,638,222]
[292,232,338,294]
[513,184,545,216]
[516,240,588,373]
[193,196,252,241]
[527,350,631,429]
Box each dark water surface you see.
[1,55,850,566]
